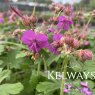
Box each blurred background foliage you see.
[74,0,95,11]
[0,0,95,11]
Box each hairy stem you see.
[60,56,68,95]
[37,62,40,76]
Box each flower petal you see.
[21,30,36,46]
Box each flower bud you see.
[64,4,73,16]
[82,41,90,47]
[60,37,64,44]
[73,29,80,34]
[80,82,88,87]
[22,15,31,26]
[48,28,54,32]
[76,24,81,28]
[49,3,64,13]
[30,15,37,24]
[64,88,68,93]
[76,50,93,62]
[71,39,79,49]
[32,53,39,60]
[13,29,25,39]
[49,16,58,24]
[64,35,73,45]
[79,33,86,39]
[55,6,61,13]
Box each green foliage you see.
[29,70,39,91]
[46,53,65,66]
[16,52,27,59]
[69,56,83,72]
[0,45,4,55]
[36,81,60,94]
[74,0,95,11]
[0,68,11,83]
[83,60,95,78]
[0,82,24,95]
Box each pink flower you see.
[49,33,63,54]
[57,16,73,30]
[80,82,92,95]
[21,30,49,53]
[0,18,4,23]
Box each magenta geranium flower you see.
[48,28,54,33]
[64,88,68,93]
[81,87,92,95]
[57,16,73,30]
[80,82,92,95]
[49,33,63,54]
[80,82,88,87]
[21,30,49,53]
[0,18,4,23]
[53,33,63,41]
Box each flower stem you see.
[43,58,47,71]
[60,56,68,95]
[57,10,63,17]
[83,15,92,32]
[32,0,37,16]
[37,63,40,76]
[32,6,36,16]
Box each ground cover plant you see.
[0,0,95,95]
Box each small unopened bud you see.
[84,41,90,45]
[73,29,80,34]
[76,50,93,62]
[30,15,37,24]
[49,17,58,24]
[76,24,81,28]
[55,6,61,13]
[64,4,73,15]
[13,29,25,39]
[60,37,64,44]
[79,33,86,39]
[71,39,79,49]
[48,28,54,32]
[32,53,39,60]
[49,3,64,13]
[64,35,73,45]
[83,41,90,47]
[22,15,31,26]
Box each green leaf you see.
[0,45,4,55]
[16,52,27,59]
[83,80,94,89]
[72,80,81,87]
[0,50,27,69]
[92,89,95,94]
[0,82,24,95]
[83,60,95,78]
[0,68,3,73]
[0,69,11,83]
[36,81,60,94]
[71,91,84,95]
[29,70,39,91]
[0,60,3,65]
[46,53,64,66]
[34,57,43,65]
[70,56,83,72]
